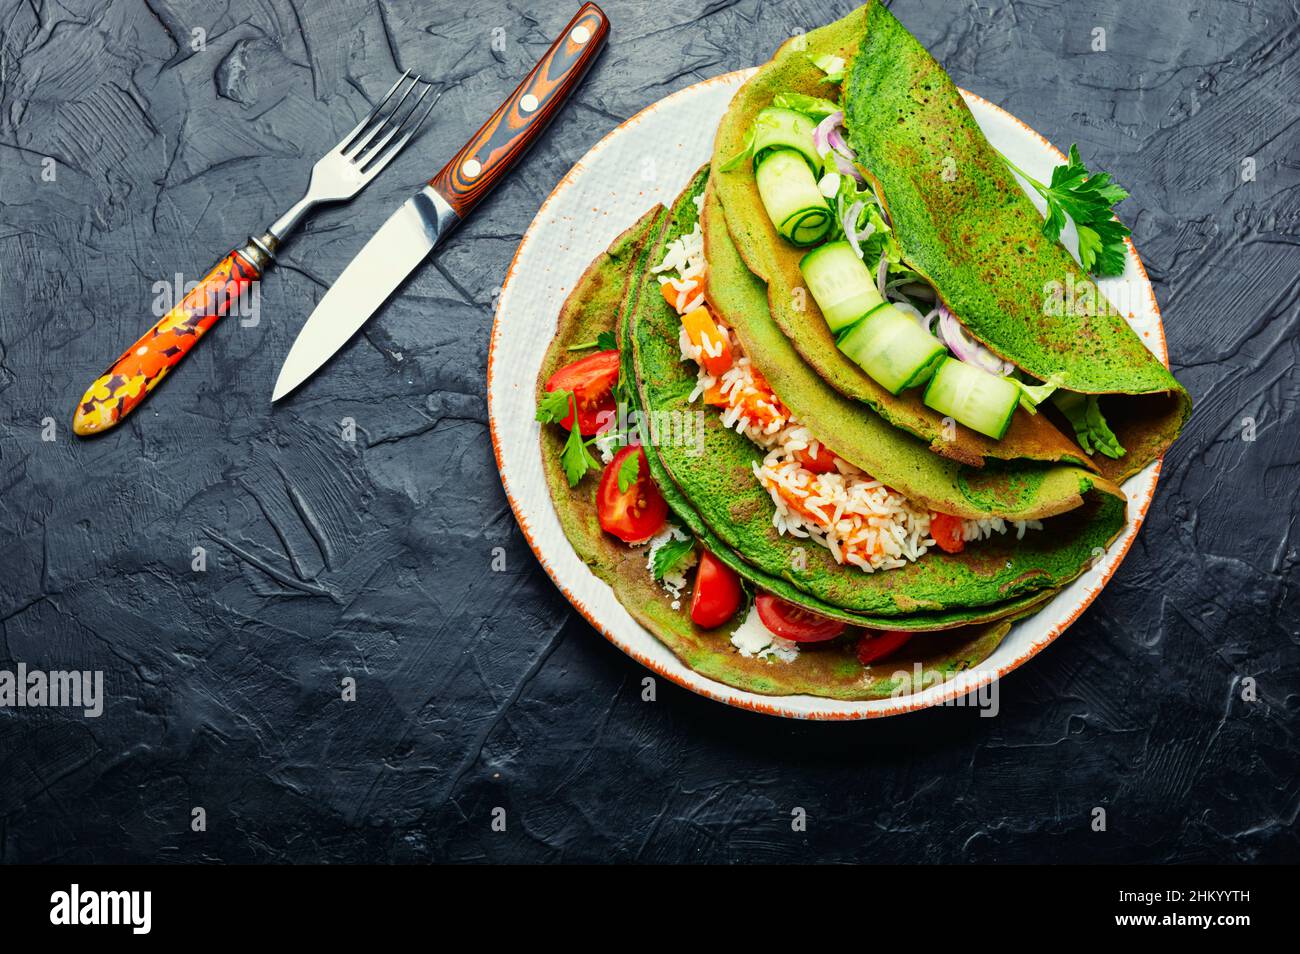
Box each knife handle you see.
[428,3,609,219]
[72,244,264,436]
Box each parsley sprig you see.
[616,450,639,492]
[566,330,618,353]
[651,536,695,581]
[537,388,641,488]
[1002,144,1131,278]
[536,389,572,424]
[536,390,604,486]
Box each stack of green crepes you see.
[535,2,1189,701]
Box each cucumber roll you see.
[923,357,1022,440]
[752,107,822,171]
[799,240,886,333]
[755,150,833,247]
[837,306,948,395]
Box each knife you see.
[272,2,610,402]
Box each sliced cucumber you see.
[799,240,886,334]
[752,107,821,172]
[837,305,948,395]
[755,150,833,247]
[923,358,1021,440]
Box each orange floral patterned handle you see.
[72,247,262,436]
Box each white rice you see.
[729,605,799,662]
[653,215,707,314]
[593,429,620,465]
[711,358,789,444]
[645,525,696,609]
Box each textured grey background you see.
[0,0,1297,863]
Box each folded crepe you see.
[537,171,1129,700]
[631,170,1125,621]
[710,1,1189,481]
[538,197,1040,701]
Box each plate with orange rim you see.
[487,69,1167,720]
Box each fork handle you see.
[428,3,609,219]
[72,242,267,436]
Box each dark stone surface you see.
[0,0,1296,864]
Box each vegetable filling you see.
[734,88,1127,456]
[655,202,1042,574]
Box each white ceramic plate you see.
[488,70,1167,719]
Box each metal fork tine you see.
[254,70,435,263]
[360,86,441,176]
[338,69,415,156]
[354,82,426,163]
[347,74,423,160]
[357,83,435,170]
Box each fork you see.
[72,71,439,436]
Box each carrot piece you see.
[681,307,733,376]
[660,281,681,311]
[680,307,714,342]
[702,381,729,406]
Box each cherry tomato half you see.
[597,446,668,544]
[929,512,966,554]
[855,630,912,665]
[544,349,620,436]
[755,593,846,643]
[690,550,743,629]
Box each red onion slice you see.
[814,111,864,183]
[826,124,852,159]
[841,199,866,258]
[855,220,876,255]
[812,112,838,156]
[894,281,936,302]
[936,306,1016,375]
[832,150,861,181]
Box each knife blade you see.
[272,3,610,402]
